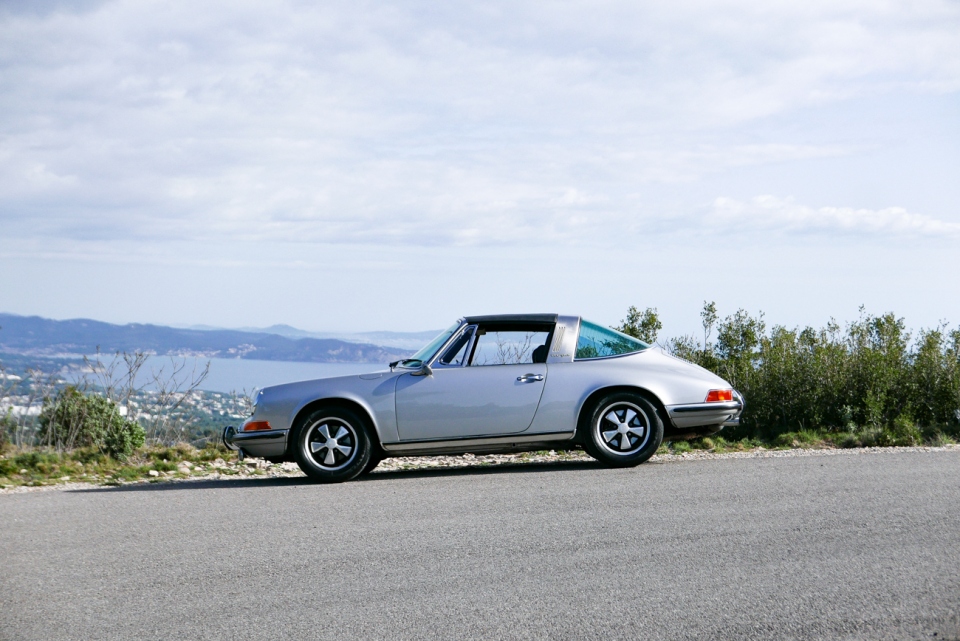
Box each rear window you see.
[575,320,648,360]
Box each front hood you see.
[261,370,394,396]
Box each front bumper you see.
[223,425,288,458]
[666,392,744,429]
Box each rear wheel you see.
[583,393,663,467]
[292,407,372,483]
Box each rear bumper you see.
[666,392,744,429]
[223,425,288,458]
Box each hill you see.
[0,313,410,363]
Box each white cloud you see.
[711,195,960,238]
[0,0,958,251]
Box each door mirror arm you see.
[411,363,433,377]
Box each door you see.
[395,324,552,441]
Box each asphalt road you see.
[2,450,959,641]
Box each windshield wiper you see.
[389,358,422,370]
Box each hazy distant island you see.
[0,313,427,364]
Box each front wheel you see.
[359,454,383,476]
[292,407,373,483]
[583,393,663,467]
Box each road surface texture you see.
[2,449,959,640]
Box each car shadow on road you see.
[68,459,606,493]
[66,461,601,494]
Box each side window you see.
[469,330,551,366]
[575,320,648,359]
[437,326,475,366]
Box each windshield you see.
[402,322,462,366]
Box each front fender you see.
[253,372,402,447]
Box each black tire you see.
[359,454,383,476]
[582,393,663,467]
[292,406,373,483]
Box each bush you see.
[876,416,921,447]
[656,303,960,444]
[38,387,145,459]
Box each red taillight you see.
[242,421,273,432]
[705,389,733,403]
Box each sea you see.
[185,357,382,393]
[69,356,384,395]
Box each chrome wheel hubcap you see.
[304,419,357,470]
[596,402,650,455]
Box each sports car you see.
[224,314,743,483]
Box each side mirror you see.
[411,363,433,377]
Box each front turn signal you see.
[705,389,733,402]
[242,421,273,432]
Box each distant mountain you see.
[0,313,412,363]
[183,323,443,350]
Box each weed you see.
[686,437,715,450]
[671,441,692,454]
[929,432,956,446]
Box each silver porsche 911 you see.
[224,314,743,483]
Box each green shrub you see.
[152,460,177,472]
[653,303,960,444]
[876,416,921,447]
[693,437,715,450]
[670,441,692,454]
[835,433,860,449]
[70,448,109,466]
[0,458,16,476]
[774,430,823,448]
[929,432,956,446]
[855,427,876,447]
[38,387,145,459]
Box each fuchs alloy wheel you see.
[584,393,663,467]
[292,407,372,483]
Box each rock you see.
[148,470,159,477]
[19,469,28,474]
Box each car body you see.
[224,314,743,482]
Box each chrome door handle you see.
[517,373,544,382]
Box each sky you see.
[1,0,958,338]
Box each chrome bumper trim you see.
[669,401,743,414]
[223,426,287,449]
